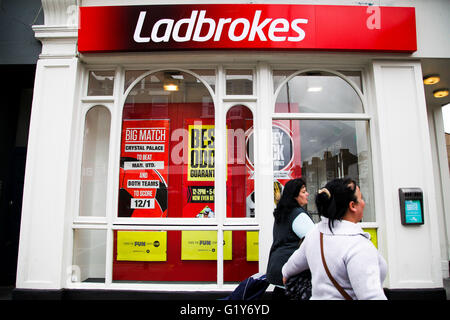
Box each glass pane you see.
[224,230,259,283]
[190,69,216,92]
[226,105,254,218]
[87,70,115,96]
[113,230,217,283]
[72,229,106,283]
[272,120,374,222]
[226,69,253,95]
[124,70,146,92]
[273,70,296,93]
[119,70,214,218]
[339,70,363,92]
[275,71,363,113]
[79,106,110,217]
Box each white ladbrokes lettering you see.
[134,10,308,43]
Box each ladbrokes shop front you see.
[15,1,449,300]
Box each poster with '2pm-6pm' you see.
[183,120,215,218]
[118,119,170,218]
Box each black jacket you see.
[266,206,308,286]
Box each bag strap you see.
[319,232,353,300]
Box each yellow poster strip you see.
[246,231,259,261]
[362,228,378,248]
[117,231,167,261]
[181,231,232,260]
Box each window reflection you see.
[80,106,110,217]
[272,120,374,222]
[226,69,253,95]
[275,71,363,113]
[87,70,115,96]
[226,105,254,218]
[72,229,106,283]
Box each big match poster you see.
[118,119,170,218]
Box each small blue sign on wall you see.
[404,200,423,224]
[399,188,424,225]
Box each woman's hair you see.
[315,178,358,231]
[273,178,306,223]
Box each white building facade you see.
[15,0,450,299]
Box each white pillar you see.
[372,60,443,289]
[16,0,79,289]
[256,62,275,272]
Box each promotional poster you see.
[183,120,215,218]
[118,119,170,218]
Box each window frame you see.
[271,66,377,228]
[68,62,378,291]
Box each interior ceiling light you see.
[163,73,179,91]
[307,87,322,92]
[433,88,449,98]
[163,82,179,91]
[423,74,440,85]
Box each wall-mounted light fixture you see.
[433,88,449,98]
[423,74,440,85]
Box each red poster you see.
[118,119,170,218]
[271,120,302,185]
[245,120,302,210]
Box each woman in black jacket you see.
[266,178,315,299]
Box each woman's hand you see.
[282,277,287,285]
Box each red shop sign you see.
[78,4,416,53]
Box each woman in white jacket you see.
[282,178,387,300]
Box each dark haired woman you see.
[282,178,387,300]
[266,178,315,299]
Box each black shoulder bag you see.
[284,237,312,300]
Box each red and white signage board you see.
[78,4,416,53]
[118,119,170,218]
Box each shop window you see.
[275,71,363,113]
[111,229,259,283]
[226,69,253,95]
[274,70,373,222]
[273,70,297,93]
[87,70,115,96]
[191,69,216,92]
[119,70,214,218]
[72,229,107,283]
[270,119,374,222]
[273,70,361,94]
[224,230,259,283]
[339,70,363,92]
[226,105,254,218]
[125,69,216,94]
[124,70,146,92]
[79,106,110,217]
[112,230,217,283]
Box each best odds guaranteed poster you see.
[182,119,215,218]
[181,119,300,218]
[118,119,170,217]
